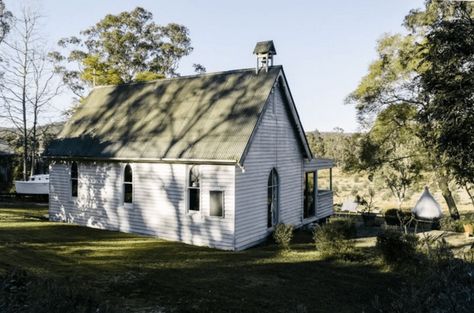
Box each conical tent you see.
[412,186,443,219]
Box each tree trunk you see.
[438,173,460,219]
[21,29,29,181]
[30,127,36,176]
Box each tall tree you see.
[418,5,474,192]
[348,104,425,210]
[50,7,197,98]
[0,9,60,180]
[347,0,473,219]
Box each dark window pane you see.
[71,179,78,197]
[71,162,78,179]
[71,162,78,197]
[267,168,278,228]
[124,165,132,183]
[124,183,132,203]
[210,191,223,217]
[189,188,200,211]
[304,172,315,218]
[267,186,273,228]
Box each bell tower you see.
[253,40,276,73]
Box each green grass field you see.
[0,203,400,313]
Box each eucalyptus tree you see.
[418,4,474,206]
[50,7,199,99]
[351,104,425,210]
[347,0,474,218]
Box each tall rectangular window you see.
[124,164,133,204]
[71,162,78,198]
[210,191,224,217]
[188,166,200,212]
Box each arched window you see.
[71,162,78,198]
[188,166,200,212]
[124,164,133,204]
[267,168,279,228]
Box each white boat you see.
[15,174,50,195]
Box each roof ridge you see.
[92,65,283,89]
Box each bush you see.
[326,217,357,239]
[376,228,418,266]
[313,219,356,259]
[0,269,123,313]
[273,223,294,251]
[384,209,414,227]
[439,216,465,233]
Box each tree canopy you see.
[346,0,474,218]
[0,0,11,44]
[419,6,474,187]
[51,7,197,97]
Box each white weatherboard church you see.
[45,41,334,250]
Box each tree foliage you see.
[347,0,474,217]
[419,6,474,186]
[50,7,196,97]
[0,0,11,44]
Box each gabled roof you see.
[253,40,277,55]
[45,66,311,164]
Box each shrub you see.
[439,216,465,233]
[384,209,412,226]
[313,219,356,259]
[376,228,418,266]
[273,223,294,251]
[326,217,357,239]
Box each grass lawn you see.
[0,203,400,313]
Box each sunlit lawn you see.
[0,203,399,313]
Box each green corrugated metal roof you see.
[45,67,282,162]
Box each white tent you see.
[412,186,443,219]
[340,199,358,213]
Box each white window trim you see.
[123,163,134,209]
[186,165,201,215]
[208,189,225,219]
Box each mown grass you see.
[0,203,400,313]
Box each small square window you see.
[210,191,224,217]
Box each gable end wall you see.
[234,81,304,250]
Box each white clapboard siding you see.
[234,83,304,250]
[316,191,334,219]
[49,161,235,250]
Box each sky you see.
[4,0,425,132]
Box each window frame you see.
[187,165,201,214]
[209,189,225,219]
[267,168,279,229]
[70,161,78,199]
[123,164,133,208]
